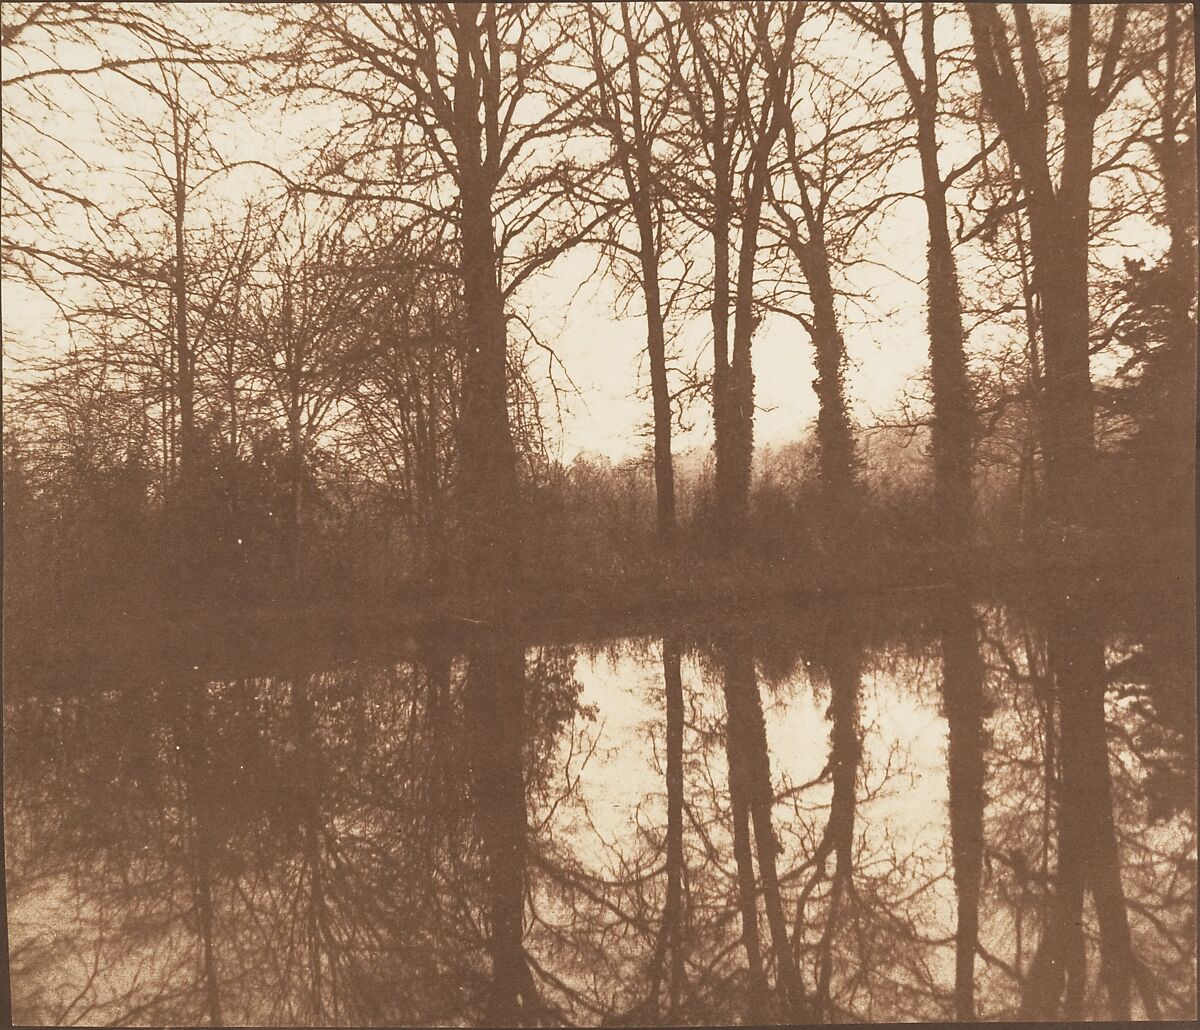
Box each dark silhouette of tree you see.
[1017,603,1139,1020]
[272,3,607,594]
[241,209,376,584]
[582,3,685,544]
[346,240,464,586]
[464,633,539,1025]
[720,633,809,1022]
[786,609,864,1022]
[659,1,806,547]
[1101,5,1196,562]
[843,2,981,554]
[766,80,881,562]
[660,635,686,1020]
[967,4,1133,545]
[174,673,225,1026]
[937,589,988,1021]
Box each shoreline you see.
[5,546,1190,685]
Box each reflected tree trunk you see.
[726,699,768,1025]
[465,633,537,1026]
[422,635,457,838]
[722,636,808,1023]
[195,811,223,1027]
[1058,606,1133,1021]
[663,636,685,1020]
[645,635,687,1024]
[289,673,340,1022]
[938,590,987,1021]
[177,673,224,1027]
[815,629,862,1021]
[787,605,863,1023]
[1021,600,1134,1020]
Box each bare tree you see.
[967,4,1134,541]
[582,3,683,543]
[843,2,985,551]
[659,1,806,546]
[238,209,374,583]
[1,4,200,279]
[273,3,608,592]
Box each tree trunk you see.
[709,3,801,548]
[723,176,766,545]
[290,674,336,1020]
[1159,4,1196,354]
[800,208,861,560]
[179,675,223,1027]
[810,619,862,1022]
[967,3,1118,544]
[172,123,195,484]
[457,184,519,589]
[918,4,974,551]
[1022,597,1134,1020]
[169,102,198,603]
[646,261,676,545]
[1149,4,1198,554]
[1054,601,1133,1019]
[288,405,304,586]
[619,3,676,543]
[1025,195,1094,542]
[722,640,769,1023]
[709,157,736,546]
[453,9,520,593]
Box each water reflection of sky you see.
[6,601,1197,1025]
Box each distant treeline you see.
[1,395,1188,623]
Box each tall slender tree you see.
[967,4,1132,542]
[583,3,682,543]
[660,1,806,546]
[845,2,981,550]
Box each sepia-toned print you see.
[2,3,1195,1026]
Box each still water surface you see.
[5,590,1196,1025]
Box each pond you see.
[4,588,1195,1025]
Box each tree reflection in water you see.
[720,631,809,1023]
[5,593,1195,1025]
[937,588,987,1022]
[465,631,537,1025]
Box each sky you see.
[1,3,936,468]
[1,3,1168,466]
[533,240,931,464]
